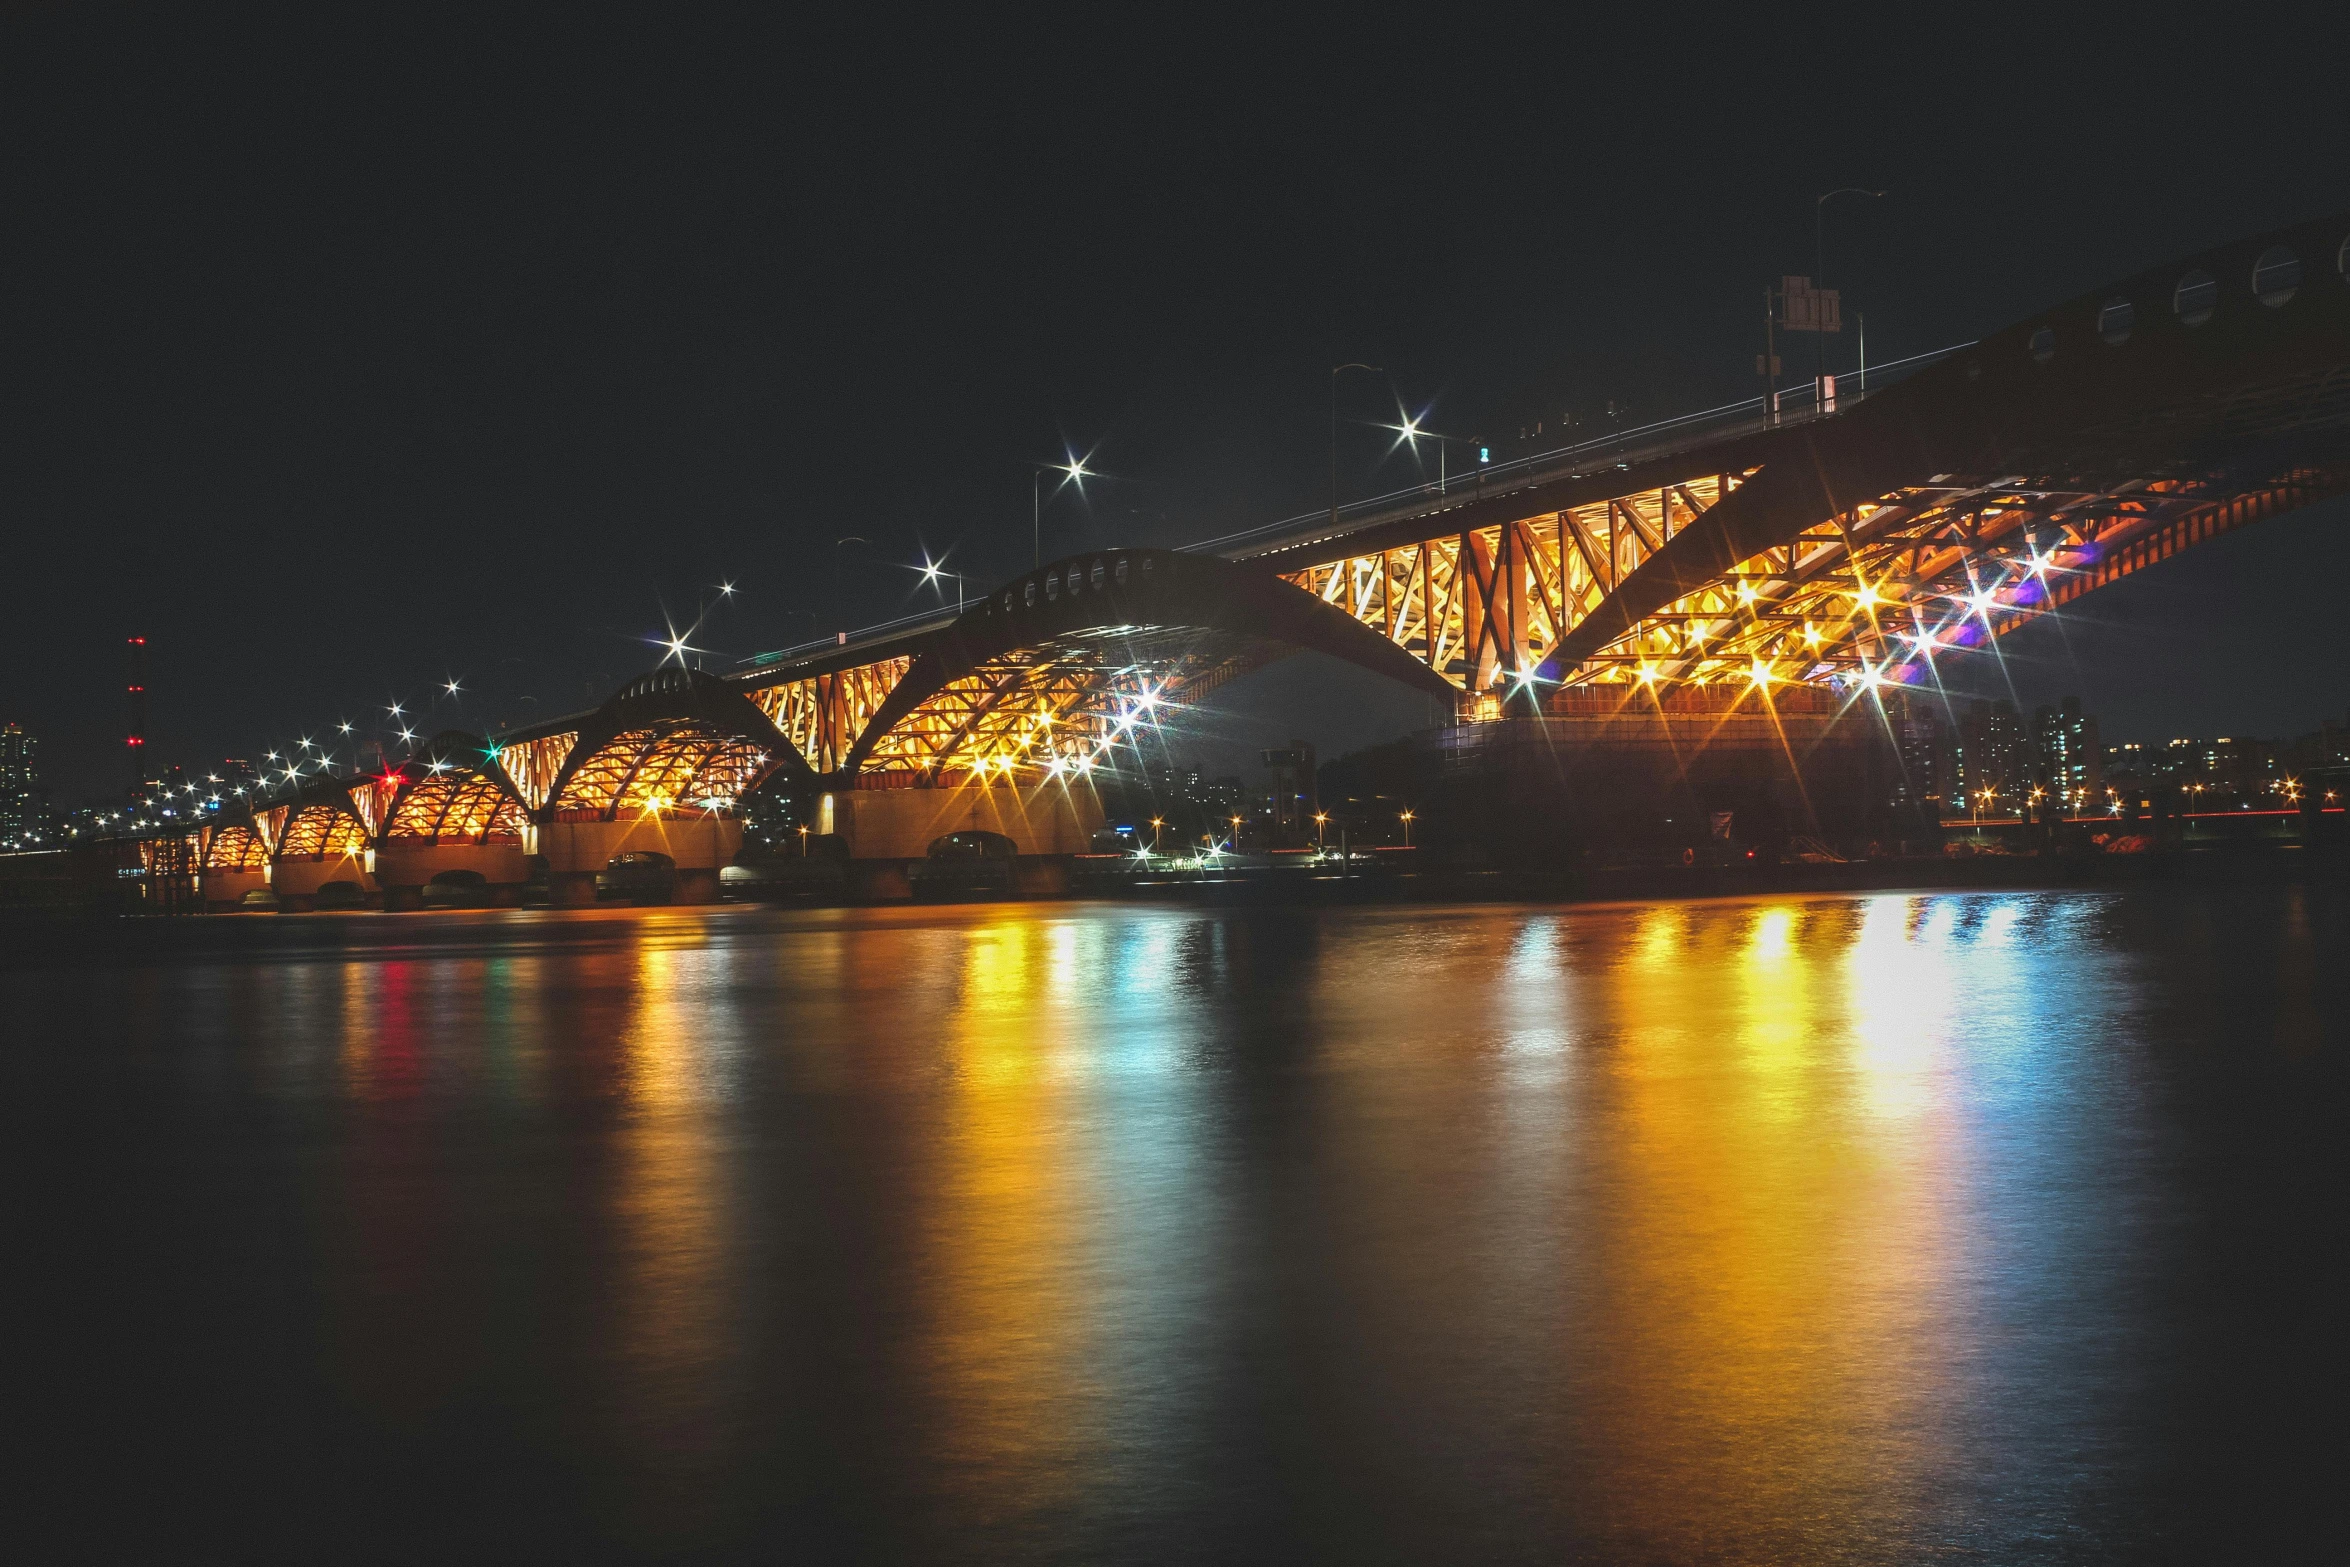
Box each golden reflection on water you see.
[300,893,2107,1552]
[1592,895,1980,1555]
[914,910,1218,1529]
[603,937,743,1540]
[50,886,2332,1556]
[919,914,1105,1521]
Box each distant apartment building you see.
[1889,707,1954,817]
[2031,696,2101,807]
[1,723,47,847]
[1953,699,2027,811]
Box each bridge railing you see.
[736,342,1971,672]
[1194,342,1971,559]
[737,605,961,672]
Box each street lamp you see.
[1814,188,1884,390]
[1031,459,1091,568]
[1331,363,1382,530]
[1313,810,1328,848]
[1400,809,1415,847]
[833,535,871,640]
[916,553,968,614]
[1149,815,1163,852]
[1384,414,1483,496]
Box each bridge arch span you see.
[1231,209,2350,713]
[363,732,537,906]
[841,547,1453,785]
[255,775,374,906]
[514,668,804,901]
[376,732,530,845]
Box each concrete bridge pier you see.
[200,867,270,910]
[536,815,743,904]
[818,782,1104,859]
[373,843,533,910]
[271,855,374,911]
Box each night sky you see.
[8,12,2349,798]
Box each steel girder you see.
[787,547,1456,786]
[1543,212,2350,691]
[749,657,911,775]
[201,821,272,871]
[539,667,803,822]
[1256,210,2350,701]
[376,732,532,845]
[1271,474,1748,707]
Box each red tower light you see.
[126,635,149,789]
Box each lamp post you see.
[1313,810,1328,849]
[1400,809,1415,848]
[1386,416,1480,496]
[917,554,968,614]
[1031,459,1090,568]
[1150,815,1163,853]
[833,535,871,640]
[1330,363,1382,531]
[1814,188,1884,392]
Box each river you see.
[8,885,2344,1561]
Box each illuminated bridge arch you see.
[202,819,272,871]
[263,777,373,863]
[1247,210,2350,705]
[540,668,804,821]
[818,547,1456,784]
[375,732,532,845]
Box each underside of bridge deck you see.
[1253,211,2350,716]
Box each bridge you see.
[151,211,2350,904]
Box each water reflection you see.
[600,940,746,1540]
[917,912,1224,1536]
[13,888,2341,1559]
[1591,896,1983,1557]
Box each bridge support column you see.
[373,843,532,908]
[271,855,374,910]
[200,867,270,910]
[819,782,1104,859]
[536,814,743,901]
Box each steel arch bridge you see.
[171,208,2350,887]
[1244,212,2350,713]
[689,209,2350,791]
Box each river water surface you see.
[9,886,2345,1562]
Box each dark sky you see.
[7,10,2349,797]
